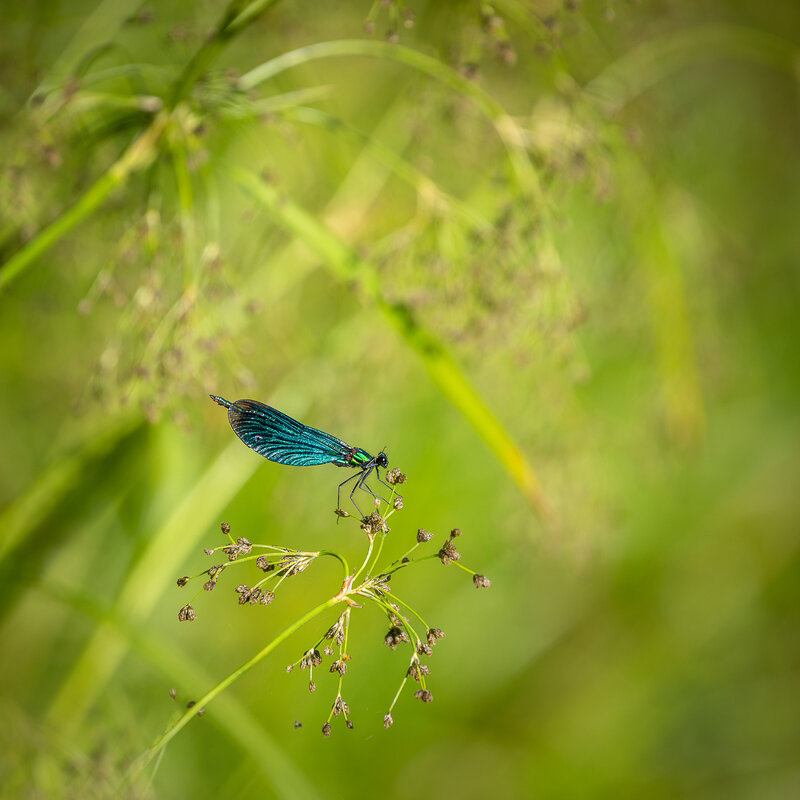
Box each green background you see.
[1,1,799,797]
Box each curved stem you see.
[238,39,538,197]
[318,550,350,579]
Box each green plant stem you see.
[144,594,342,760]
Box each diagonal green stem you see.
[233,168,551,521]
[142,594,342,760]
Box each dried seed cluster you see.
[176,471,490,734]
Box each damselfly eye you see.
[377,453,389,468]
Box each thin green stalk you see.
[143,594,342,759]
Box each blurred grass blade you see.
[29,0,146,102]
[48,583,324,800]
[234,168,552,522]
[586,24,799,115]
[0,409,143,565]
[45,438,260,730]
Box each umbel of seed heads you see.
[175,465,491,734]
[176,521,321,622]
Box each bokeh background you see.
[1,1,799,797]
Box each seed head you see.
[384,626,410,649]
[178,605,196,622]
[383,713,394,728]
[427,628,446,645]
[473,574,492,589]
[322,722,332,737]
[256,555,275,571]
[333,695,349,717]
[417,528,434,543]
[438,539,461,565]
[220,522,231,535]
[176,576,189,587]
[385,468,407,485]
[414,689,433,703]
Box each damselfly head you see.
[376,452,389,468]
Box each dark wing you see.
[227,399,351,467]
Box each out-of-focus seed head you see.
[335,508,350,518]
[450,528,462,537]
[330,660,347,675]
[178,605,196,622]
[417,528,434,543]
[417,642,433,657]
[393,495,404,510]
[322,722,332,737]
[203,548,214,556]
[203,579,216,591]
[383,713,394,728]
[473,574,491,589]
[346,720,354,729]
[414,689,433,703]
[236,537,252,553]
[309,681,316,693]
[220,522,231,535]
[177,576,189,587]
[259,590,275,605]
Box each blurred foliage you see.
[1,0,799,798]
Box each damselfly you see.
[210,395,390,517]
